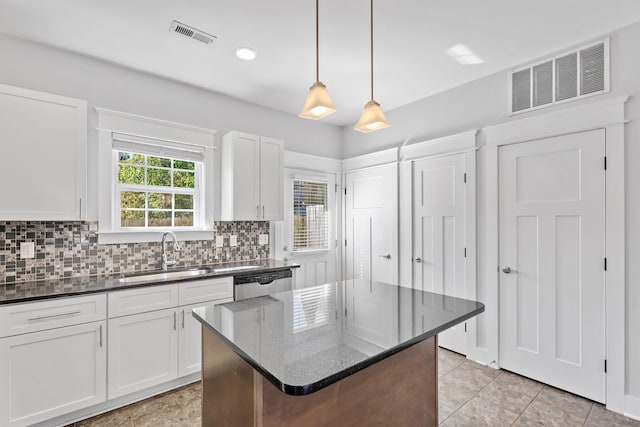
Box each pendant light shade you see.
[354,0,390,133]
[354,100,391,132]
[299,0,337,120]
[299,81,337,119]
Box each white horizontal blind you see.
[112,133,205,162]
[292,179,328,252]
[292,285,332,333]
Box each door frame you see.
[483,96,627,412]
[399,130,478,355]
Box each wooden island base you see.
[201,330,438,427]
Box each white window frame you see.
[96,108,216,244]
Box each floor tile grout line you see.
[510,381,545,426]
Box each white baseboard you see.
[624,395,640,421]
[33,373,200,427]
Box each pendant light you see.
[354,0,391,133]
[299,0,337,120]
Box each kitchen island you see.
[192,280,484,426]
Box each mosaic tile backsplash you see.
[0,221,270,285]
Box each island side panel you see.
[256,336,438,427]
[202,329,256,427]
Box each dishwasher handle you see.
[234,269,292,285]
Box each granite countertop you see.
[0,259,299,305]
[192,280,485,396]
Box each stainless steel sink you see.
[117,265,264,284]
[118,268,212,284]
[212,265,262,273]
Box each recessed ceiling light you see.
[235,47,257,61]
[446,44,484,65]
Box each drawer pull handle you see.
[28,310,82,322]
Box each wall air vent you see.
[510,39,609,114]
[170,20,217,45]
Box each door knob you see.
[379,254,391,259]
[415,257,422,263]
[502,266,519,274]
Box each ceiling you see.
[1,0,639,126]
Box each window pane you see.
[175,194,193,209]
[149,211,172,227]
[174,160,195,170]
[175,211,194,227]
[121,210,145,227]
[292,180,328,251]
[147,168,171,187]
[118,152,144,165]
[148,156,171,168]
[121,191,145,209]
[118,165,144,184]
[148,193,172,209]
[174,171,195,188]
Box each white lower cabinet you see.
[107,308,179,399]
[178,300,231,377]
[0,321,107,427]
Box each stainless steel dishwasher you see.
[233,268,293,300]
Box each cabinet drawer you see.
[179,277,233,306]
[108,285,178,318]
[0,294,106,338]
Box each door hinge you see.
[604,257,608,271]
[345,239,347,246]
[464,322,467,332]
[604,156,607,170]
[335,183,339,193]
[604,359,607,373]
[335,239,338,248]
[463,173,467,183]
[344,187,347,195]
[464,248,467,258]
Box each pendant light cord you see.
[315,0,319,82]
[370,0,374,101]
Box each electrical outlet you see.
[215,236,224,248]
[230,235,238,247]
[259,234,269,245]
[20,242,35,259]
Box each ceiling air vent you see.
[170,20,217,45]
[510,39,609,114]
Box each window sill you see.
[98,229,214,245]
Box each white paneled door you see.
[412,153,467,354]
[345,164,398,285]
[499,129,605,402]
[278,169,337,288]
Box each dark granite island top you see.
[193,280,484,426]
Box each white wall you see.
[0,34,342,220]
[343,21,640,406]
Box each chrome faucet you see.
[161,231,181,271]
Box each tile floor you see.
[67,348,640,427]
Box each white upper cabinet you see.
[221,131,284,221]
[0,84,87,220]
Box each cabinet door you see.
[178,299,232,377]
[221,132,260,220]
[259,137,284,220]
[0,321,106,427]
[108,309,178,399]
[0,84,87,220]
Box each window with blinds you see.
[292,179,329,251]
